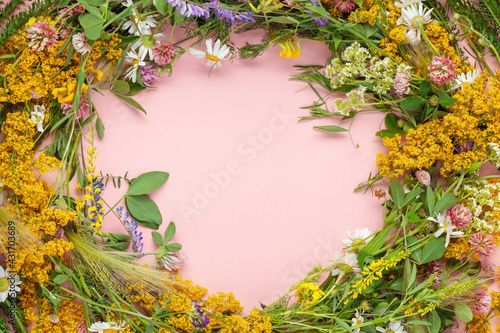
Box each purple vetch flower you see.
[139,65,160,86]
[190,302,211,328]
[167,0,211,18]
[205,0,255,24]
[117,206,144,255]
[307,0,329,27]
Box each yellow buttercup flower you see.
[279,40,301,59]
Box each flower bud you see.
[429,95,439,106]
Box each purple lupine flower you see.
[117,206,144,255]
[205,0,255,24]
[307,0,329,27]
[167,0,211,18]
[190,302,211,328]
[139,65,160,86]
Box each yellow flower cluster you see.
[444,237,475,260]
[467,312,492,333]
[347,249,410,302]
[377,72,500,178]
[24,298,85,332]
[420,280,477,315]
[295,282,325,305]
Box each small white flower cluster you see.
[325,42,411,94]
[463,180,500,233]
[488,142,500,168]
[333,86,367,116]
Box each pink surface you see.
[91,30,499,317]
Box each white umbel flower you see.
[452,69,481,90]
[189,39,230,68]
[398,4,433,44]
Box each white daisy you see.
[398,4,433,44]
[0,266,21,303]
[376,321,406,333]
[124,49,146,84]
[189,39,230,68]
[29,104,45,132]
[351,309,364,333]
[341,228,374,248]
[88,321,128,332]
[131,33,165,60]
[122,9,157,35]
[330,252,361,276]
[428,212,464,247]
[452,69,481,90]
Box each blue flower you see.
[205,0,256,24]
[190,302,210,328]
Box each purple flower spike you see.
[205,0,256,24]
[167,0,211,18]
[307,0,329,27]
[117,206,144,255]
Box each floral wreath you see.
[0,0,500,332]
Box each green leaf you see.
[165,242,182,252]
[333,34,342,49]
[389,179,405,208]
[77,0,103,18]
[152,231,163,246]
[105,240,131,251]
[426,185,435,215]
[454,302,473,322]
[155,0,168,14]
[108,233,131,241]
[125,195,162,229]
[420,81,432,97]
[313,125,348,132]
[439,97,457,107]
[401,97,426,110]
[407,263,417,289]
[269,16,299,24]
[164,221,176,244]
[53,274,68,284]
[403,188,424,207]
[96,116,104,140]
[407,212,421,223]
[434,193,458,213]
[385,113,404,134]
[428,310,441,333]
[78,13,104,40]
[112,80,130,95]
[376,129,397,138]
[126,171,169,196]
[145,323,154,333]
[407,321,432,326]
[420,238,446,264]
[365,225,392,254]
[335,318,352,332]
[114,93,147,114]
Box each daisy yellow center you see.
[103,329,118,333]
[205,54,220,62]
[0,277,9,293]
[387,330,396,333]
[411,15,425,29]
[440,223,447,232]
[356,318,362,325]
[132,59,139,66]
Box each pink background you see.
[91,30,500,319]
